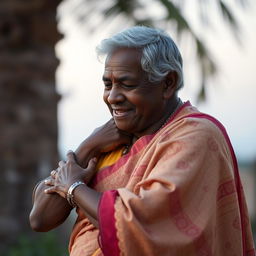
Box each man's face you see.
[102,48,167,137]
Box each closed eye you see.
[104,82,112,89]
[121,83,137,89]
[103,81,137,90]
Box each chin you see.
[115,122,132,132]
[116,124,130,132]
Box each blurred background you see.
[0,0,255,255]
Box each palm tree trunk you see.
[0,0,61,251]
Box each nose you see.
[106,85,125,104]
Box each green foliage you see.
[4,232,68,256]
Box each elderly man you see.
[30,26,255,256]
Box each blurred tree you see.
[0,0,251,254]
[0,0,61,253]
[61,0,249,101]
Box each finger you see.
[58,160,66,167]
[50,170,58,178]
[44,178,54,186]
[66,150,76,163]
[44,186,56,194]
[50,170,56,176]
[86,157,98,176]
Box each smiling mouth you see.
[112,109,132,118]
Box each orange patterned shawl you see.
[70,102,255,256]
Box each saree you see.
[69,147,124,256]
[70,102,255,256]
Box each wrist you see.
[66,181,85,208]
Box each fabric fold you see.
[69,102,255,256]
[98,190,120,256]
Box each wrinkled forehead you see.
[105,48,143,70]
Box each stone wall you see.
[0,0,61,251]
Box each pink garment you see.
[97,102,255,256]
[71,102,255,256]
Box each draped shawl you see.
[70,102,255,256]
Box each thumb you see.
[87,157,98,169]
[66,150,76,163]
[85,157,98,177]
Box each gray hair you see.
[96,26,184,90]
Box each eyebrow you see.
[102,75,135,82]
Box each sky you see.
[56,0,256,162]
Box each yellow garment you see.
[69,147,124,256]
[96,146,124,170]
[91,248,101,256]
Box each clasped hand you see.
[75,119,132,167]
[44,151,97,199]
[44,119,131,198]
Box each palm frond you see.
[133,18,154,27]
[63,0,249,101]
[157,0,217,101]
[235,0,248,8]
[197,80,206,103]
[159,0,190,33]
[103,0,138,18]
[195,37,217,102]
[218,0,239,32]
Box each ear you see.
[163,71,178,99]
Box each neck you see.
[122,96,181,154]
[131,95,181,143]
[156,95,181,130]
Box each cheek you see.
[103,92,113,114]
[132,94,153,110]
[134,96,162,118]
[103,91,109,104]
